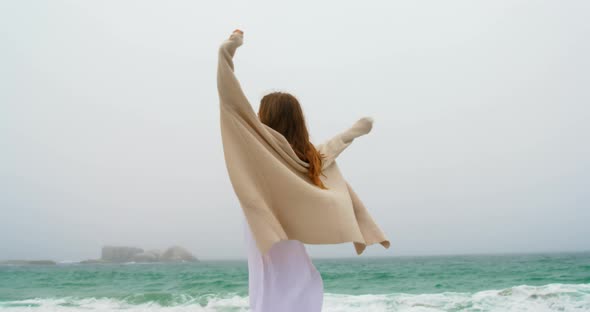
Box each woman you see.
[217,29,390,312]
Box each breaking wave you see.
[1,283,589,311]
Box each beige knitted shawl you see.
[217,32,390,256]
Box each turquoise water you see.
[1,252,589,311]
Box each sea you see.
[1,252,589,311]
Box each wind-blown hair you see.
[258,92,327,189]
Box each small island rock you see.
[161,246,198,262]
[101,246,144,262]
[132,250,162,262]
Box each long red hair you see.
[258,92,327,189]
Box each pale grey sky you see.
[1,0,589,261]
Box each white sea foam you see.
[1,283,589,312]
[324,284,590,311]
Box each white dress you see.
[242,216,324,312]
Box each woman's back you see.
[242,216,324,312]
[217,29,390,257]
[218,29,389,311]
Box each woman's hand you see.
[341,117,374,143]
[353,117,374,136]
[230,29,244,38]
[226,29,244,48]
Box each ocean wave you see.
[1,283,589,312]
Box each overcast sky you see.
[1,0,589,261]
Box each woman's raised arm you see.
[317,117,374,168]
[340,117,374,143]
[217,30,257,118]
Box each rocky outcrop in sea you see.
[0,260,56,265]
[1,246,199,265]
[98,245,198,263]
